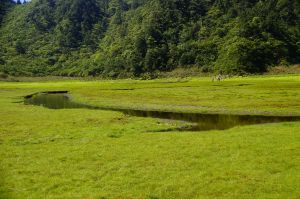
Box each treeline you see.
[0,0,299,77]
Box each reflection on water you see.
[24,92,92,109]
[24,92,300,131]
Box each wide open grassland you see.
[0,75,300,199]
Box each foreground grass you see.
[0,75,300,198]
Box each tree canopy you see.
[0,0,299,77]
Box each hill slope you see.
[0,0,299,77]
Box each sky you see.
[14,0,31,3]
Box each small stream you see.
[24,91,300,131]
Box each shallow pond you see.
[24,92,300,131]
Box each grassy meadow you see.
[0,75,300,198]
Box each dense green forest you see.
[0,0,299,77]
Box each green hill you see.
[0,0,299,77]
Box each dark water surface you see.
[24,92,300,131]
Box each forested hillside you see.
[0,0,299,77]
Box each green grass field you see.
[1,75,300,198]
